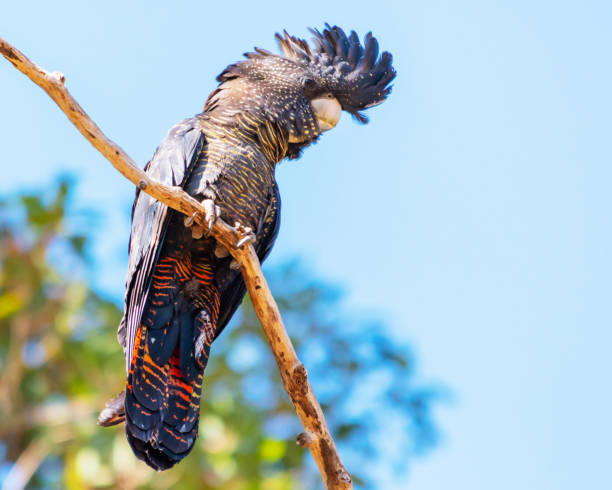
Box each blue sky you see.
[1,1,611,489]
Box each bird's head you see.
[204,24,396,159]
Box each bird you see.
[98,24,396,471]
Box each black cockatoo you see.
[99,24,396,470]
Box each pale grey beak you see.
[311,95,342,131]
[288,95,342,143]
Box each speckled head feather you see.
[277,24,396,123]
[203,25,395,159]
[204,52,320,147]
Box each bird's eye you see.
[302,77,316,90]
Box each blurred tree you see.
[0,180,441,489]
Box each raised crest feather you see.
[274,24,396,122]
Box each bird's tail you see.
[124,254,220,470]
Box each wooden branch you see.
[1,37,352,489]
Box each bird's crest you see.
[276,24,396,123]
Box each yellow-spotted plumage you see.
[112,24,396,470]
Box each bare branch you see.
[1,36,352,489]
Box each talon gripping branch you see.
[102,25,396,470]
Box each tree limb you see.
[0,36,352,489]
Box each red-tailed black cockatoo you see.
[98,24,396,470]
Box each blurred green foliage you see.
[0,180,441,489]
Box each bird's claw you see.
[183,212,197,228]
[234,222,256,248]
[227,222,255,269]
[236,234,254,248]
[183,199,220,239]
[214,243,230,258]
[98,390,126,427]
[203,199,220,236]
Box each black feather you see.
[144,302,173,330]
[158,424,196,456]
[347,31,362,68]
[125,391,160,434]
[143,445,176,471]
[148,321,179,366]
[330,25,350,59]
[178,307,196,381]
[359,32,379,72]
[273,25,397,120]
[309,27,335,59]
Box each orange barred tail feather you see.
[125,253,220,470]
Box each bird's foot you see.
[98,390,126,426]
[228,222,256,269]
[234,222,256,248]
[214,243,230,258]
[183,198,220,239]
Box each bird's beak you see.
[311,96,342,132]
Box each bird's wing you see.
[118,117,205,371]
[214,182,281,336]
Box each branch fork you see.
[1,36,352,489]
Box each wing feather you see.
[118,117,205,371]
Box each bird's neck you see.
[199,113,291,165]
